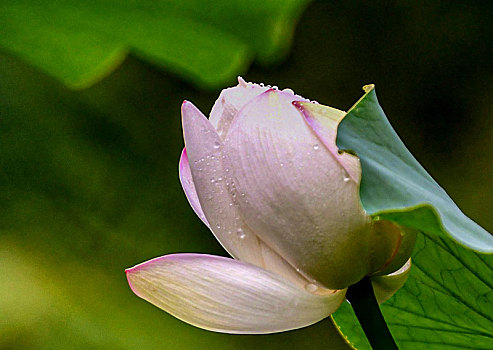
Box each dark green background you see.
[1,1,492,349]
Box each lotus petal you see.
[181,101,310,287]
[223,90,372,289]
[126,254,346,334]
[371,259,412,304]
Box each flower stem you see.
[345,277,398,350]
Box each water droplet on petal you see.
[305,283,318,293]
[343,176,351,183]
[236,228,246,239]
[313,144,320,150]
[283,88,294,94]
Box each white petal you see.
[181,101,309,287]
[223,90,373,289]
[293,101,361,182]
[209,77,269,139]
[126,254,345,334]
[371,259,412,304]
[179,148,209,226]
[181,101,258,262]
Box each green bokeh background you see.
[1,1,492,349]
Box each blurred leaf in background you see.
[0,0,310,89]
[0,54,351,350]
[1,0,492,349]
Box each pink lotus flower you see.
[126,78,415,334]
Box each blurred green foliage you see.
[0,53,350,350]
[0,0,309,88]
[1,0,492,349]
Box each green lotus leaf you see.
[337,85,493,252]
[333,232,493,349]
[333,85,493,348]
[0,0,309,89]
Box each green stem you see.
[345,277,398,350]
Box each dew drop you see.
[216,224,221,229]
[343,176,351,183]
[305,283,318,293]
[237,228,246,239]
[280,162,284,167]
[283,88,294,94]
[213,141,220,149]
[210,178,216,183]
[313,144,320,150]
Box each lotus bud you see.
[126,78,415,334]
